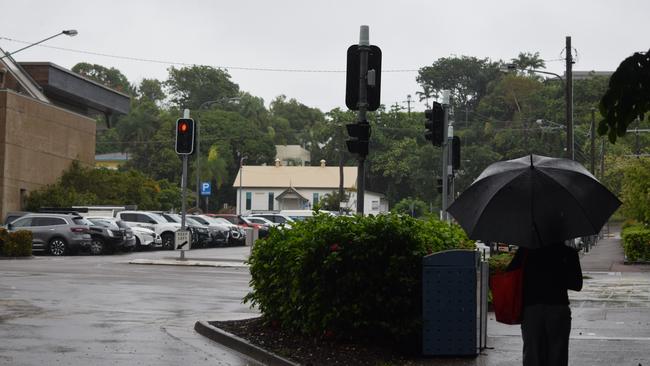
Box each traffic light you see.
[424,102,444,146]
[345,45,382,111]
[346,123,371,156]
[436,178,443,193]
[452,136,461,171]
[175,118,195,154]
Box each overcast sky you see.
[2,0,648,113]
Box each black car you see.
[85,217,136,255]
[158,213,211,248]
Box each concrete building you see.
[232,159,388,216]
[0,52,129,219]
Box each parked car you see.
[84,217,137,254]
[249,213,294,228]
[187,215,231,246]
[115,211,180,250]
[244,216,276,227]
[130,226,162,250]
[6,213,92,256]
[3,211,30,226]
[279,209,335,222]
[199,216,247,246]
[211,214,269,238]
[157,213,210,248]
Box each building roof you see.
[233,165,357,189]
[19,62,130,116]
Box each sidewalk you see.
[580,223,650,273]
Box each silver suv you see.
[6,213,92,256]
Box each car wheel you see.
[161,233,174,250]
[89,237,105,255]
[49,238,68,256]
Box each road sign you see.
[200,182,211,196]
[174,230,191,251]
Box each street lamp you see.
[501,64,573,160]
[237,153,247,215]
[0,30,78,60]
[195,97,241,212]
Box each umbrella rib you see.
[536,168,600,233]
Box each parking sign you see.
[200,182,211,196]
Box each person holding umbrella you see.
[507,240,583,365]
[448,154,621,366]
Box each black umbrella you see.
[447,154,621,248]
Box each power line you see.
[0,36,418,73]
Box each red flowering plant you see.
[244,211,473,352]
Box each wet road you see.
[0,248,261,366]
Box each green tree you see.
[416,56,501,111]
[391,197,429,217]
[71,62,134,94]
[620,158,650,224]
[165,65,240,109]
[599,48,650,142]
[137,78,165,103]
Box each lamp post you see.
[0,30,78,60]
[195,97,240,211]
[237,153,247,215]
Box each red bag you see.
[490,266,525,324]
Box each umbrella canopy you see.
[447,154,621,248]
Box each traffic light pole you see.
[355,26,370,215]
[179,109,190,260]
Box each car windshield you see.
[189,216,207,225]
[87,218,119,230]
[147,213,169,224]
[185,217,202,226]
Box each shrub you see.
[244,212,473,351]
[0,229,32,257]
[488,253,515,275]
[621,223,650,262]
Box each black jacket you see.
[508,244,583,306]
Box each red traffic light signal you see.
[175,118,195,154]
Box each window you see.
[268,192,274,210]
[33,217,67,226]
[246,192,252,210]
[120,213,137,222]
[11,217,33,228]
[313,193,319,205]
[371,200,379,210]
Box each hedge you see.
[243,212,474,351]
[621,223,650,262]
[0,229,33,257]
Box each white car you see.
[115,211,181,250]
[131,226,162,249]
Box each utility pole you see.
[565,36,574,160]
[441,90,451,222]
[590,108,596,173]
[355,26,370,215]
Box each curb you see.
[129,259,248,268]
[194,320,299,366]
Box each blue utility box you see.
[422,249,486,356]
